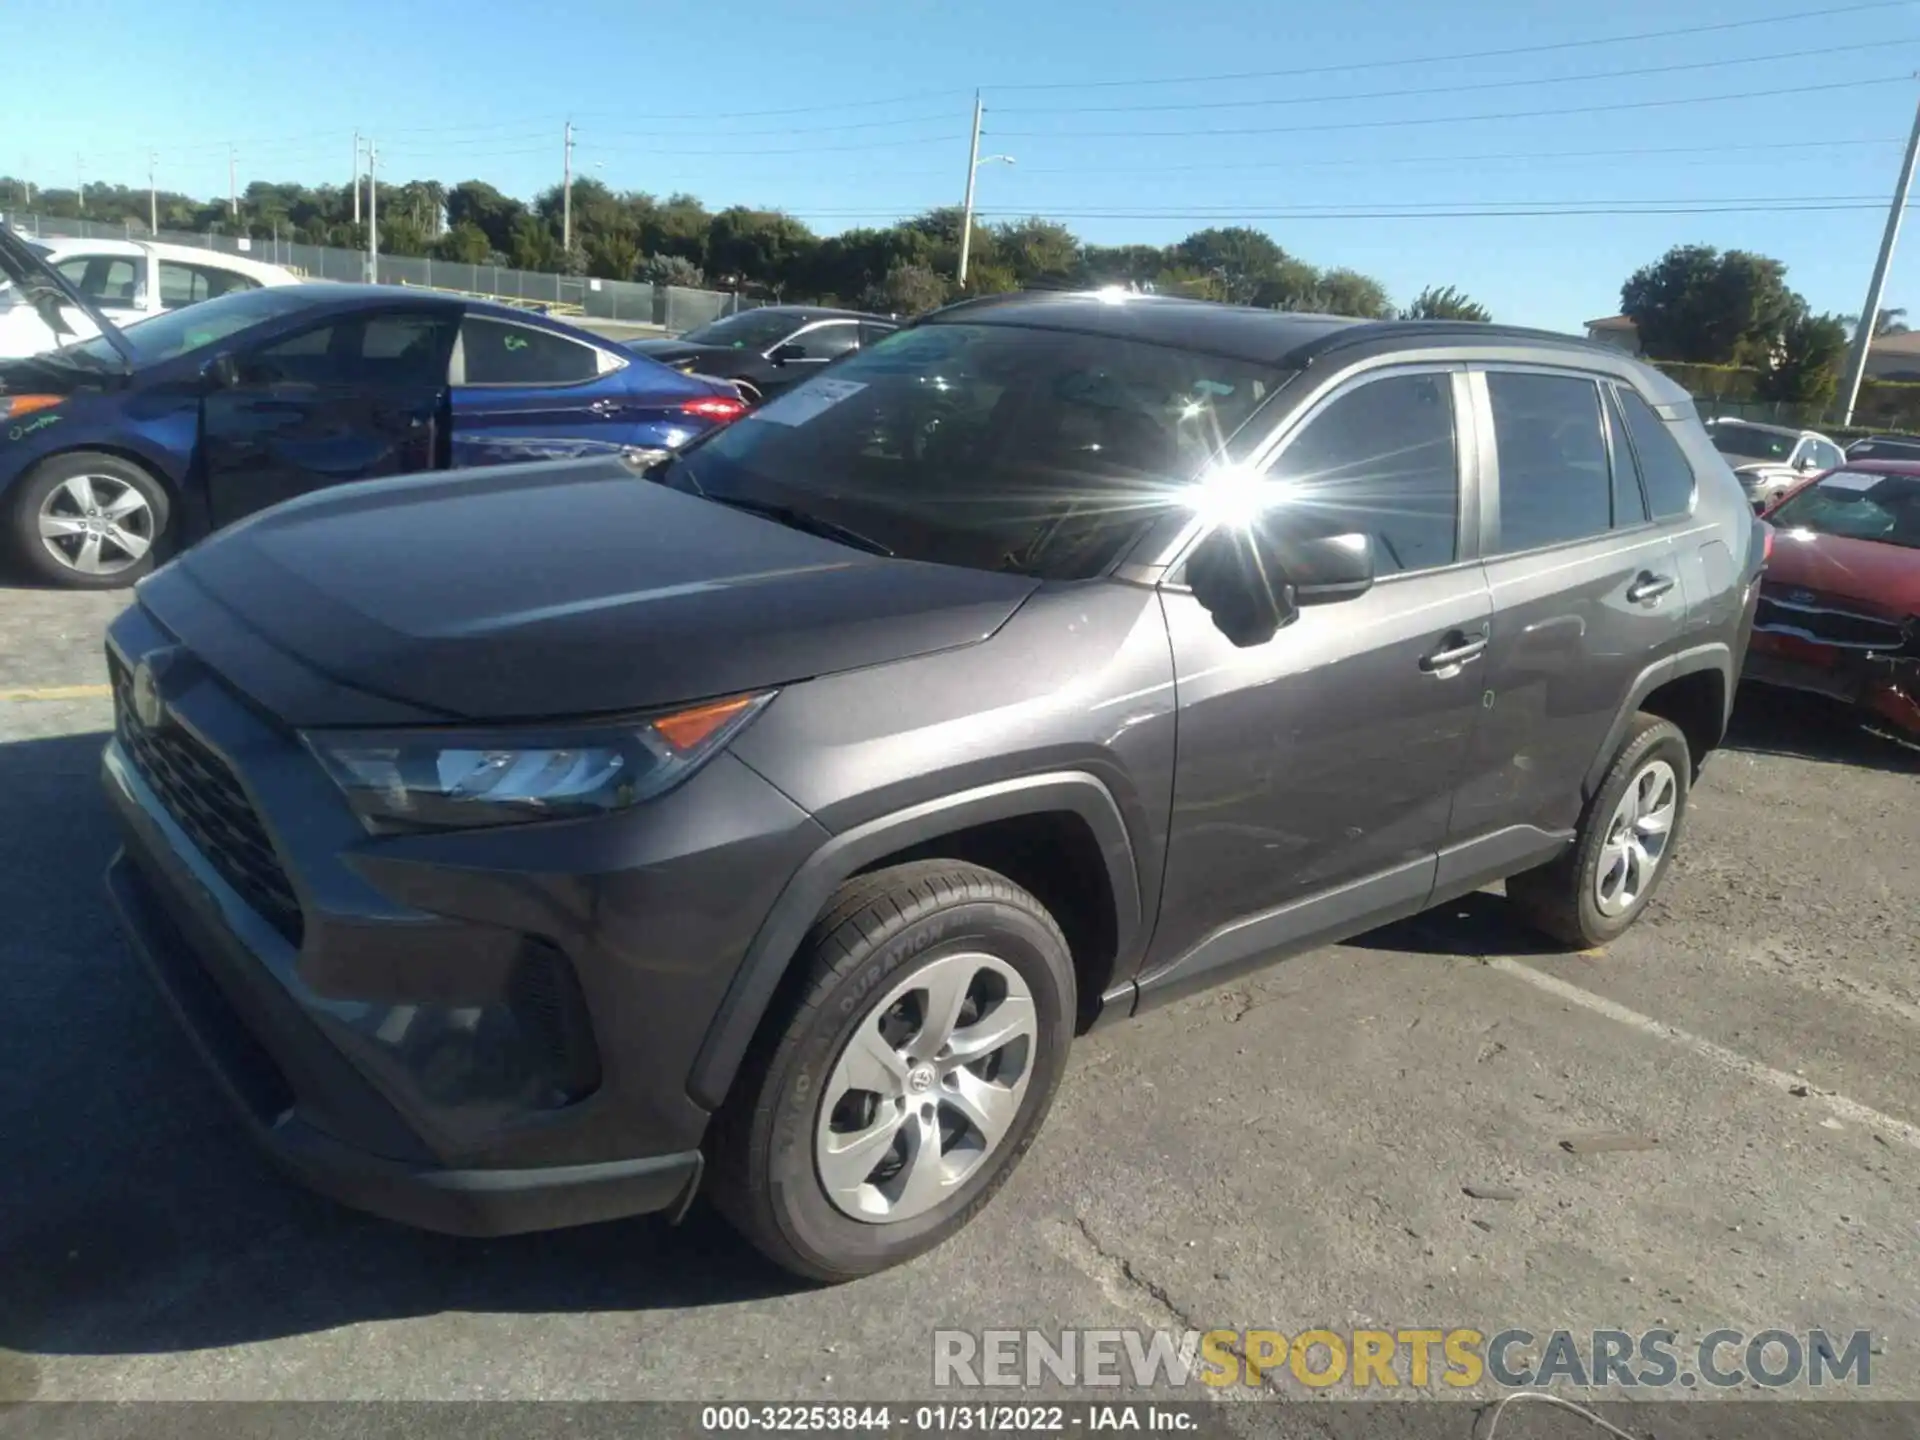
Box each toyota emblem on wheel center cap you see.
[907,1065,936,1095]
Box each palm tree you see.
[1843,306,1909,336]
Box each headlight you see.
[303,691,773,833]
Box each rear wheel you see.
[9,451,169,589]
[709,861,1075,1282]
[1507,713,1691,948]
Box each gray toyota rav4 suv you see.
[101,292,1766,1280]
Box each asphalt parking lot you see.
[1,572,1916,1415]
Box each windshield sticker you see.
[1821,472,1881,492]
[749,377,867,427]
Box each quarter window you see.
[1263,372,1461,575]
[1615,388,1698,520]
[1805,438,1845,471]
[1487,372,1612,553]
[460,316,602,385]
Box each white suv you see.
[0,237,301,359]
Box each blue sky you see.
[4,0,1917,330]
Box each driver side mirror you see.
[768,341,806,365]
[202,352,241,390]
[1184,520,1375,648]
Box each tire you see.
[9,451,170,589]
[709,860,1076,1283]
[1507,713,1692,949]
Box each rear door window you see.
[55,254,142,309]
[460,315,603,385]
[1487,372,1612,553]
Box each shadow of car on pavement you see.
[0,731,803,1366]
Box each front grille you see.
[110,655,305,947]
[1755,585,1911,652]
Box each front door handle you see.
[1628,572,1676,604]
[1420,630,1489,672]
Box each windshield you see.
[680,310,804,350]
[64,285,314,367]
[656,321,1288,580]
[1768,470,1920,551]
[1709,422,1797,462]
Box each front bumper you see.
[101,603,826,1235]
[1745,631,1920,739]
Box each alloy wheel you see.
[1594,758,1679,917]
[814,951,1036,1223]
[37,473,155,577]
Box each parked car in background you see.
[0,229,745,587]
[0,237,300,359]
[1748,461,1920,745]
[1844,433,1920,463]
[98,293,1764,1281]
[630,305,898,403]
[1705,417,1846,510]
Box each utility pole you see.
[562,120,575,253]
[1841,84,1920,426]
[367,139,379,283]
[76,154,85,213]
[228,144,238,219]
[352,129,361,225]
[957,92,983,286]
[148,151,158,235]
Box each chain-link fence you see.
[4,212,762,333]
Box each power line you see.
[983,0,1913,92]
[1009,136,1910,176]
[990,73,1916,138]
[964,202,1889,219]
[995,37,1913,115]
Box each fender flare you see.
[686,771,1142,1111]
[1582,642,1736,798]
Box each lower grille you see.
[110,655,306,947]
[1755,586,1910,652]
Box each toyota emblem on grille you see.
[1786,589,1816,606]
[130,659,167,730]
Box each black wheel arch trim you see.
[686,771,1142,1111]
[1582,642,1735,798]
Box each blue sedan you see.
[0,231,746,587]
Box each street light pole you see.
[957,93,983,286]
[367,139,379,283]
[352,129,361,225]
[1840,85,1920,427]
[228,144,238,220]
[148,151,158,235]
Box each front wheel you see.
[1507,713,1692,948]
[709,861,1076,1282]
[8,451,170,588]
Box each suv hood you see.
[156,458,1041,725]
[0,227,133,369]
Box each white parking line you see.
[1489,957,1920,1152]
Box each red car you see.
[1748,460,1920,744]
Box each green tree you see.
[1172,226,1293,303]
[1758,311,1850,407]
[446,181,525,255]
[434,222,493,265]
[508,213,559,271]
[706,207,818,293]
[1403,285,1491,322]
[1621,244,1802,365]
[1152,265,1228,302]
[641,253,705,287]
[866,263,952,316]
[1081,243,1169,287]
[641,192,712,265]
[993,216,1079,285]
[583,223,641,281]
[1310,268,1394,319]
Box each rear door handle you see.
[1628,572,1676,604]
[1420,630,1488,672]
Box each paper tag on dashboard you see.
[749,378,868,427]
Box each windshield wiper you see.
[707,495,894,556]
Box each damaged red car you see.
[1748,461,1920,745]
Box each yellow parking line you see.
[0,683,112,703]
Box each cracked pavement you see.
[1,578,1916,1416]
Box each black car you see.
[101,293,1766,1281]
[630,305,898,402]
